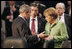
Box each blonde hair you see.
[19,4,30,13]
[43,7,58,19]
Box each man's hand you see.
[38,31,48,38]
[6,16,11,20]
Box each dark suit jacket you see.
[12,16,40,44]
[65,6,70,15]
[2,6,19,20]
[28,16,46,34]
[64,14,71,40]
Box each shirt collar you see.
[30,16,37,21]
[58,13,64,19]
[51,19,58,28]
[61,13,64,18]
[19,14,25,20]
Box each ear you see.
[63,8,65,13]
[23,12,25,15]
[64,9,65,13]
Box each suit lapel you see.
[27,18,32,35]
[64,14,68,25]
[38,17,41,33]
[19,16,31,35]
[27,18,30,27]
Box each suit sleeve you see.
[17,23,40,44]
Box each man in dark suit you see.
[27,3,47,48]
[64,14,71,40]
[12,4,48,48]
[32,1,47,18]
[29,3,46,35]
[56,2,71,40]
[1,1,19,37]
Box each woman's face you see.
[45,15,53,23]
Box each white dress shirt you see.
[58,13,65,23]
[30,16,38,33]
[9,8,14,22]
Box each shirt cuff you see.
[37,35,40,41]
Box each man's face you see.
[8,1,16,6]
[30,6,38,17]
[45,15,53,23]
[23,10,31,19]
[68,1,71,6]
[56,4,65,16]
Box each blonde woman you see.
[43,7,68,48]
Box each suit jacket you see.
[12,16,40,44]
[28,16,46,34]
[45,20,68,48]
[2,6,19,21]
[65,6,71,15]
[64,14,71,40]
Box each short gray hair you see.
[56,2,65,9]
[19,4,30,13]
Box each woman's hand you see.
[43,35,54,40]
